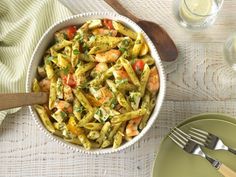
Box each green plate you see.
[152,114,236,177]
[177,113,236,127]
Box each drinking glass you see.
[174,0,224,29]
[224,34,236,70]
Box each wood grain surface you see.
[1,0,236,177]
[0,93,48,111]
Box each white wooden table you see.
[1,0,236,176]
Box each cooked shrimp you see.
[126,117,142,137]
[97,87,113,104]
[39,78,51,92]
[95,49,121,63]
[147,67,160,95]
[91,62,108,77]
[92,28,117,36]
[113,68,131,82]
[56,100,73,113]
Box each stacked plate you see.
[152,113,236,177]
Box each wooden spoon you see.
[104,0,178,62]
[0,92,48,111]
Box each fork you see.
[189,127,236,155]
[169,128,236,177]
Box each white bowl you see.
[26,12,166,154]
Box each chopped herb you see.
[123,39,129,46]
[60,111,67,119]
[47,56,54,61]
[73,49,80,55]
[75,106,85,113]
[63,33,67,40]
[79,35,84,43]
[89,35,96,43]
[141,70,145,77]
[78,81,89,89]
[116,78,128,85]
[45,56,53,64]
[95,109,103,117]
[109,97,117,109]
[61,66,70,75]
[119,47,126,53]
[82,43,89,53]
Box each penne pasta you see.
[73,98,82,120]
[48,78,57,110]
[111,108,146,124]
[139,42,149,56]
[112,21,137,39]
[78,134,92,150]
[139,92,153,130]
[71,41,80,67]
[139,64,151,97]
[141,55,155,65]
[77,109,95,127]
[35,105,55,133]
[106,80,132,111]
[78,53,96,62]
[120,58,140,87]
[45,59,55,79]
[108,123,122,141]
[57,54,71,68]
[33,78,40,92]
[96,122,111,146]
[64,46,72,58]
[51,39,72,51]
[73,89,93,111]
[75,62,96,76]
[89,65,115,86]
[50,48,58,57]
[87,130,100,140]
[101,140,111,148]
[132,33,144,58]
[83,122,103,131]
[56,78,63,99]
[113,122,126,148]
[34,19,159,150]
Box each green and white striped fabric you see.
[0,0,72,124]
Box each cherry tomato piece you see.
[66,26,77,40]
[132,60,145,74]
[103,19,113,30]
[62,74,76,88]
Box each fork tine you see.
[170,128,188,145]
[171,128,189,142]
[169,135,185,149]
[190,127,209,136]
[189,133,206,146]
[189,129,208,139]
[190,137,205,146]
[175,127,191,139]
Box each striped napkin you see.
[0,0,72,124]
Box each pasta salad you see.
[33,19,160,150]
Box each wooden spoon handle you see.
[0,92,48,111]
[104,0,140,22]
[218,164,236,177]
